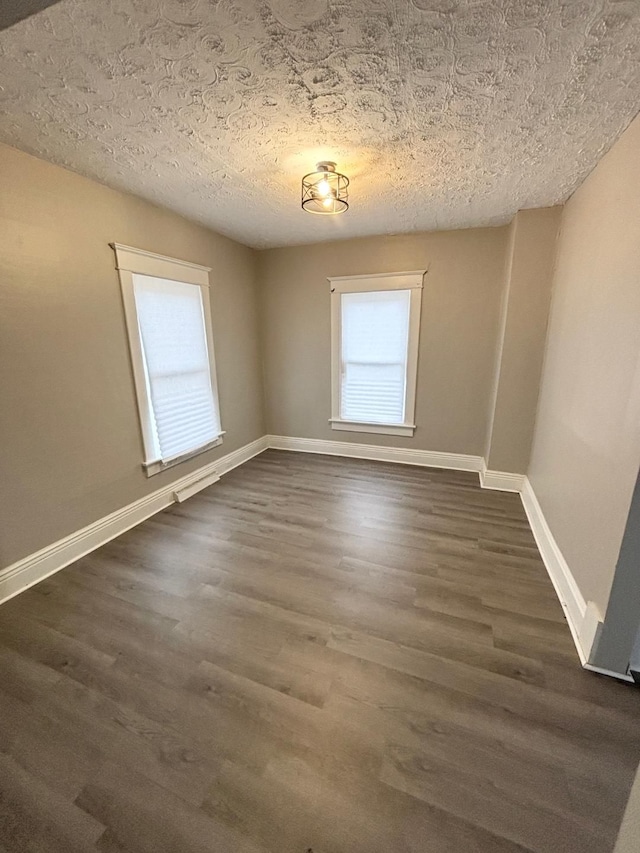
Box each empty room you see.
[1,1,640,851]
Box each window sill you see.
[143,433,225,477]
[329,419,415,437]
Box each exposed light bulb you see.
[302,161,349,215]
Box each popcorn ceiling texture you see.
[0,0,639,248]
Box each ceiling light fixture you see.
[301,161,349,215]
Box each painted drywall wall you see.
[258,227,509,455]
[485,207,561,473]
[528,114,640,617]
[0,143,265,569]
[591,469,640,673]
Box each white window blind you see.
[132,274,221,463]
[340,289,411,424]
[330,271,423,437]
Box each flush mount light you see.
[301,161,349,215]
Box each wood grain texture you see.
[0,450,638,852]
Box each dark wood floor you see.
[0,450,638,853]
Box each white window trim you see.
[111,243,224,477]
[329,270,425,437]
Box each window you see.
[330,271,424,436]
[112,244,223,476]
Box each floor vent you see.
[173,471,220,503]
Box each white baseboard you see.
[215,436,269,475]
[479,465,526,492]
[578,600,604,663]
[267,435,484,472]
[0,432,617,679]
[266,438,607,671]
[0,435,268,607]
[583,663,634,683]
[519,476,603,665]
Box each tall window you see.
[112,244,223,476]
[330,271,424,437]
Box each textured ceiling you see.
[0,1,639,248]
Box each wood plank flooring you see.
[1,449,638,852]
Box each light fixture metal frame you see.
[301,161,349,215]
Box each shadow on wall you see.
[590,468,640,677]
[0,0,65,31]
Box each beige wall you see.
[6,111,637,618]
[258,227,508,455]
[528,115,640,616]
[0,144,265,569]
[485,207,561,473]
